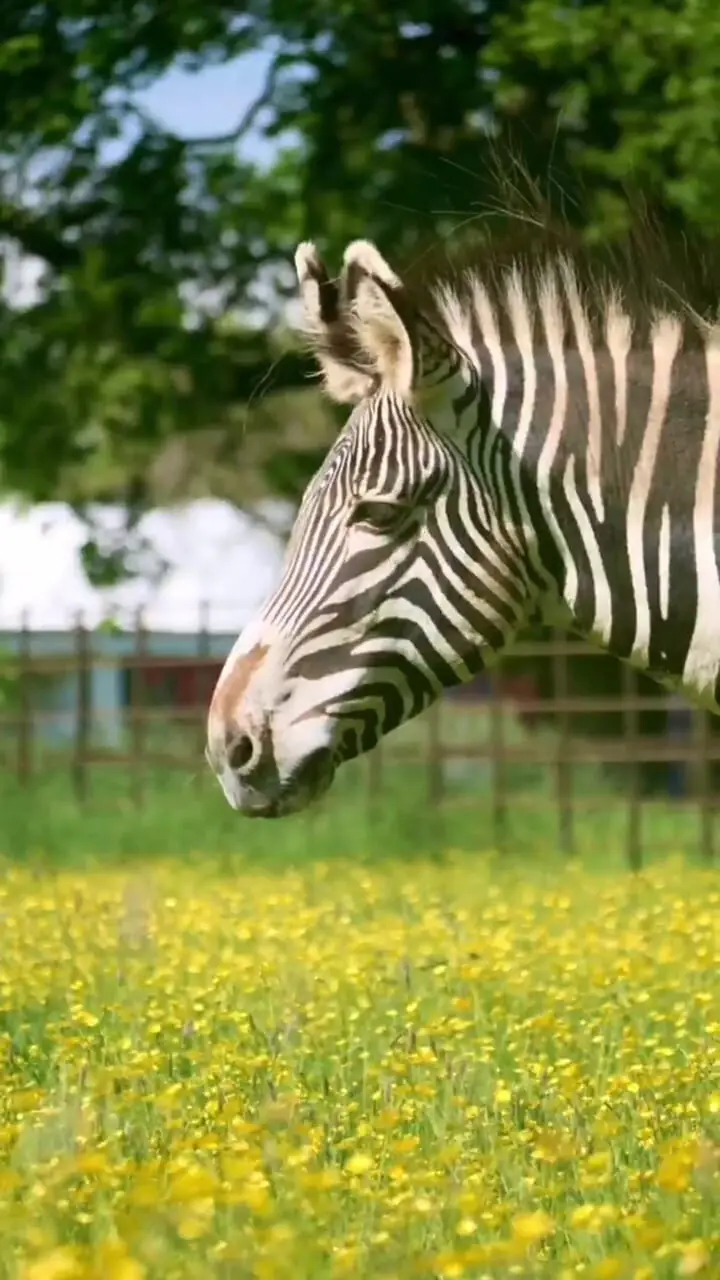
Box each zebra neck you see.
[426,268,720,711]
[489,341,720,714]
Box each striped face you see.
[206,237,554,816]
[206,387,537,817]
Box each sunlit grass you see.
[0,852,717,1277]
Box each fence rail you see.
[1,621,719,865]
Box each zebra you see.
[206,224,720,817]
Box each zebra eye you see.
[349,499,413,534]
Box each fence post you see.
[698,711,714,863]
[196,599,210,779]
[553,632,575,856]
[16,611,32,786]
[622,661,642,871]
[489,668,506,851]
[426,699,443,805]
[367,738,383,813]
[130,608,147,807]
[73,614,90,802]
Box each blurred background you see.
[1,0,720,869]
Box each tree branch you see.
[192,61,280,146]
[127,60,280,149]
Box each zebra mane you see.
[296,157,720,405]
[395,198,720,354]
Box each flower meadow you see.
[0,853,718,1280]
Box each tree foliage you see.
[1,0,720,508]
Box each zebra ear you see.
[294,241,375,403]
[343,241,415,398]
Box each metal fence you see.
[1,620,719,865]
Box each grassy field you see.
[0,762,714,870]
[0,729,717,1278]
[0,702,714,869]
[0,851,717,1279]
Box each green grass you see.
[0,742,713,873]
[0,697,712,871]
[0,852,717,1278]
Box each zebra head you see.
[207,239,552,817]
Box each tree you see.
[0,1,320,507]
[1,0,720,513]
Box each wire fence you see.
[1,617,719,866]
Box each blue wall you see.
[0,629,235,749]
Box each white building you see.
[0,497,288,747]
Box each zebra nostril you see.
[228,734,255,773]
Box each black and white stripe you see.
[221,237,720,778]
[428,255,720,701]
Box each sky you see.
[132,49,280,165]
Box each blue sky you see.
[133,50,279,165]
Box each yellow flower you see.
[176,1197,216,1241]
[432,1253,467,1279]
[570,1203,618,1232]
[570,1204,597,1229]
[628,1219,665,1252]
[0,855,719,1277]
[72,1151,109,1177]
[92,1245,145,1280]
[588,1260,626,1280]
[511,1210,556,1245]
[22,1250,83,1280]
[657,1140,699,1193]
[678,1241,711,1276]
[167,1164,219,1203]
[456,1218,478,1237]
